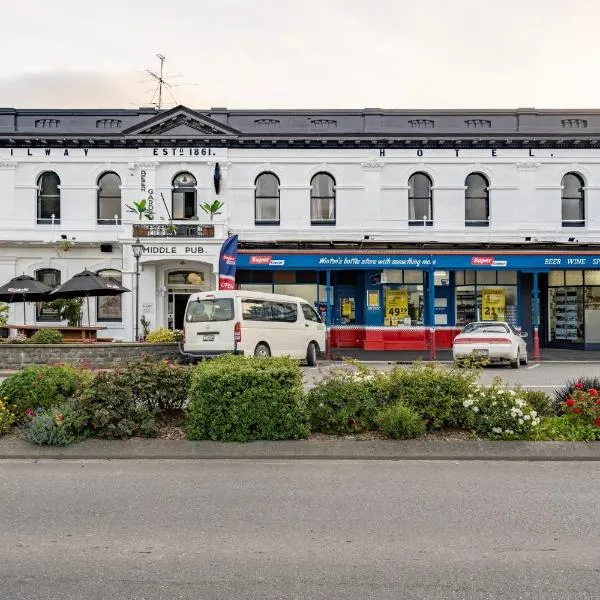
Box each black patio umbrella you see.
[0,274,54,324]
[48,269,130,326]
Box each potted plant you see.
[126,199,154,236]
[199,200,224,222]
[0,302,9,338]
[56,239,75,253]
[140,315,151,341]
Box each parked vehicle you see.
[180,290,327,365]
[452,321,528,368]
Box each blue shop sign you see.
[239,252,600,270]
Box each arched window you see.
[465,173,490,227]
[96,269,122,321]
[310,172,335,225]
[172,172,197,220]
[35,268,61,321]
[97,172,122,225]
[408,172,433,226]
[562,172,585,227]
[255,172,280,224]
[37,171,60,224]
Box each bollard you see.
[326,328,332,361]
[533,326,541,362]
[429,327,436,361]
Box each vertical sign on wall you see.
[481,288,505,321]
[384,288,408,325]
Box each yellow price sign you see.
[385,289,408,325]
[481,288,505,321]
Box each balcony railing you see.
[132,223,215,238]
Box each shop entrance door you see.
[335,288,356,325]
[168,293,191,331]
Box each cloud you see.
[0,71,208,109]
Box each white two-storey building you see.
[2,105,600,352]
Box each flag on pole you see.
[218,234,238,290]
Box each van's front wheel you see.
[254,343,271,358]
[306,342,318,367]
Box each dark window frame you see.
[37,171,61,225]
[35,268,61,322]
[254,172,281,225]
[310,172,336,225]
[465,172,490,227]
[96,269,123,322]
[561,172,586,228]
[172,172,197,220]
[97,171,122,225]
[408,172,433,226]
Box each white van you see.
[181,290,327,365]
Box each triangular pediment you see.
[123,105,240,137]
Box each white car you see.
[452,321,528,368]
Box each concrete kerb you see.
[2,437,600,461]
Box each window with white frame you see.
[310,172,335,224]
[465,173,489,226]
[96,269,122,321]
[408,172,433,226]
[172,172,197,220]
[97,172,122,225]
[37,171,60,224]
[255,172,280,224]
[561,172,585,227]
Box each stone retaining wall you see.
[0,343,179,369]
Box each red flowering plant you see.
[561,384,600,426]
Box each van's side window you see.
[242,299,298,323]
[302,304,322,323]
[270,302,298,323]
[242,299,268,321]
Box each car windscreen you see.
[186,298,234,322]
[462,323,509,334]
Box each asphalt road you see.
[2,459,600,600]
[303,360,600,394]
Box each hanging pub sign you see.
[481,288,506,321]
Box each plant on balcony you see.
[199,200,224,221]
[160,217,178,235]
[56,239,75,253]
[126,199,154,221]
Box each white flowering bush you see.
[462,381,540,440]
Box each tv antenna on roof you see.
[140,54,198,110]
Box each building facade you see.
[2,105,600,350]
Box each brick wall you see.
[0,343,179,370]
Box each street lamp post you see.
[131,238,144,341]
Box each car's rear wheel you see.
[510,350,520,369]
[520,352,528,366]
[254,343,271,358]
[306,342,318,367]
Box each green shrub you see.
[376,402,426,439]
[306,365,390,434]
[530,415,600,441]
[387,362,478,430]
[124,355,191,411]
[462,381,541,440]
[145,328,176,344]
[0,364,91,422]
[0,398,15,435]
[30,329,64,344]
[554,377,600,414]
[520,390,553,416]
[186,355,309,442]
[19,404,82,446]
[70,370,158,439]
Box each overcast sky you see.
[2,0,599,110]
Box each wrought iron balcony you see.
[132,223,215,238]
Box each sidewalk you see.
[2,437,600,461]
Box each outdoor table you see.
[8,324,107,342]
